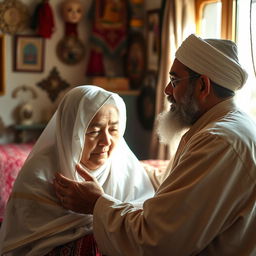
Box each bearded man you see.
[54,34,256,256]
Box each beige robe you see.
[93,98,256,256]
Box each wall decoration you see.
[30,0,55,39]
[137,85,156,130]
[57,0,85,65]
[37,67,70,102]
[14,35,45,72]
[12,85,38,125]
[86,0,128,77]
[0,34,5,95]
[0,0,29,34]
[146,9,160,72]
[56,36,85,65]
[126,32,146,89]
[129,0,145,31]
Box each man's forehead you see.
[170,59,189,76]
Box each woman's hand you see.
[54,164,104,214]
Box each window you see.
[235,0,256,119]
[195,0,236,40]
[196,0,256,120]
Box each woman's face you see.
[62,0,83,23]
[80,105,120,170]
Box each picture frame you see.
[146,9,161,72]
[126,32,146,90]
[14,35,45,72]
[0,34,5,95]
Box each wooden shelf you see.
[114,90,140,96]
[11,123,46,143]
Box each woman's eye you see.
[87,130,100,136]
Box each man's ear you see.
[198,75,211,100]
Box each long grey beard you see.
[156,110,188,147]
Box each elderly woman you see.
[0,85,155,256]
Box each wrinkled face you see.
[80,105,120,170]
[62,1,83,23]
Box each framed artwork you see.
[14,35,45,72]
[0,35,5,95]
[146,9,161,72]
[126,32,146,89]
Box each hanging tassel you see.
[32,0,55,38]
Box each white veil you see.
[0,85,155,256]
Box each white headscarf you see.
[175,34,248,91]
[0,85,155,256]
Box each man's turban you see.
[175,34,248,91]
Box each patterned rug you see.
[45,234,103,256]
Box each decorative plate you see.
[0,0,29,34]
[56,36,85,65]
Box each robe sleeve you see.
[93,132,254,256]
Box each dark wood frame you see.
[14,35,45,72]
[0,34,5,95]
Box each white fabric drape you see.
[0,85,155,256]
[150,0,196,159]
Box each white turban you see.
[175,34,248,91]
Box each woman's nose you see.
[99,132,111,146]
[164,82,173,96]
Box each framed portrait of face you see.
[13,35,45,72]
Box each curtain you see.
[149,0,196,159]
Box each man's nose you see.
[164,82,173,96]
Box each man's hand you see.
[53,164,104,214]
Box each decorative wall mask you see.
[37,67,70,102]
[0,0,29,34]
[56,0,85,65]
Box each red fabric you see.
[86,49,105,76]
[38,1,55,38]
[65,22,78,37]
[45,234,103,256]
[0,143,33,222]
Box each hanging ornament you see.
[85,0,129,77]
[31,0,55,39]
[56,0,85,65]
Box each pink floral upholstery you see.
[0,143,33,222]
[0,143,169,223]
